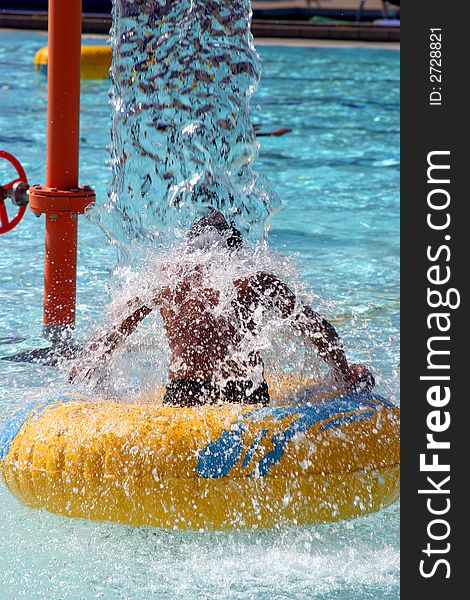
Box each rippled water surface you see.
[0,30,399,600]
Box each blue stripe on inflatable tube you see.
[197,393,392,478]
[0,395,84,460]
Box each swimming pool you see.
[0,30,399,599]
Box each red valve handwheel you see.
[0,150,28,234]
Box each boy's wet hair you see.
[187,209,242,249]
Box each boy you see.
[70,210,374,405]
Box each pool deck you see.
[0,28,399,50]
[0,3,399,43]
[256,37,399,49]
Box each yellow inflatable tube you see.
[34,45,112,80]
[0,385,400,529]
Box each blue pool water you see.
[0,30,399,599]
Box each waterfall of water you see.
[96,0,281,255]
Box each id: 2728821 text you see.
[429,28,443,106]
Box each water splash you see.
[66,243,335,399]
[96,0,281,254]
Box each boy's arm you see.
[292,302,375,392]
[69,293,161,383]
[245,272,374,391]
[293,304,349,377]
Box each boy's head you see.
[187,209,242,250]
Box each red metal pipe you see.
[29,0,96,341]
[46,0,82,190]
[44,213,79,333]
[44,0,81,335]
[43,0,81,338]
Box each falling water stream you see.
[97,0,281,252]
